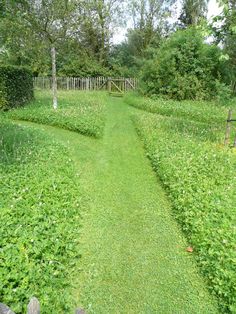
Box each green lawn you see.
[2,91,232,313]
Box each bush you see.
[141,28,232,100]
[0,65,33,110]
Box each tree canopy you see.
[0,0,235,100]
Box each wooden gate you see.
[107,78,137,96]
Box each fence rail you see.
[34,77,139,92]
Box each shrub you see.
[0,65,33,110]
[141,28,232,100]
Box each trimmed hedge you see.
[0,65,34,110]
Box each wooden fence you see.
[34,77,139,92]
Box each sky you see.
[113,0,223,44]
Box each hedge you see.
[0,65,34,110]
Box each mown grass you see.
[73,98,219,313]
[1,90,230,313]
[130,95,236,313]
[14,99,219,313]
[5,90,106,138]
[0,118,80,313]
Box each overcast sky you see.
[113,0,223,44]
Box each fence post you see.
[224,109,232,146]
[108,79,111,93]
[86,78,89,90]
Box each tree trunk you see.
[51,46,58,110]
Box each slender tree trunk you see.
[51,46,58,110]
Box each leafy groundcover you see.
[0,120,80,313]
[132,110,236,313]
[6,91,105,138]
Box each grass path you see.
[16,98,219,313]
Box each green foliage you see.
[125,93,228,125]
[0,119,80,313]
[211,1,236,94]
[58,56,111,77]
[1,0,124,75]
[130,95,236,313]
[6,91,106,138]
[179,0,208,26]
[141,28,232,100]
[0,65,33,110]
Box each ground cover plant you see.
[6,90,106,138]
[130,97,236,313]
[2,95,219,313]
[125,93,236,144]
[125,93,230,125]
[0,118,80,313]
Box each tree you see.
[0,11,50,74]
[4,0,77,109]
[77,0,125,65]
[129,0,173,53]
[211,0,236,91]
[108,0,173,76]
[141,27,231,100]
[179,0,209,26]
[0,0,126,79]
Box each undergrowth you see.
[0,119,80,313]
[6,91,106,138]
